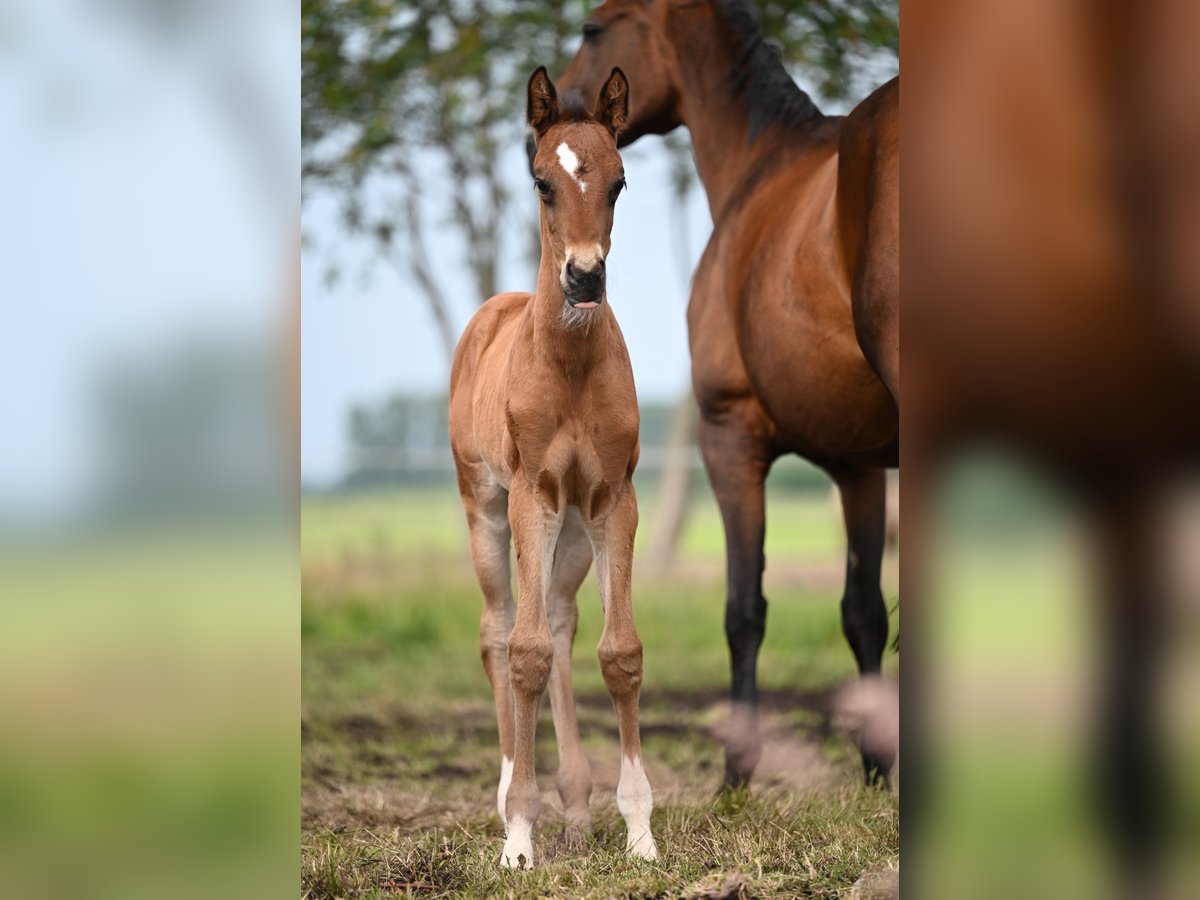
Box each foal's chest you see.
[505,392,639,513]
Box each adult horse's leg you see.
[1091,486,1166,888]
[545,507,594,847]
[698,413,774,789]
[587,483,658,859]
[500,473,561,869]
[457,467,517,824]
[832,464,892,784]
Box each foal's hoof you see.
[500,820,535,869]
[560,823,591,850]
[500,847,533,870]
[626,833,659,861]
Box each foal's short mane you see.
[711,0,822,140]
[557,89,599,125]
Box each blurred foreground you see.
[1,1,297,898]
[906,0,1200,896]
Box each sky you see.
[0,1,296,518]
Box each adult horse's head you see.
[557,0,685,146]
[526,66,629,313]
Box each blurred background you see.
[1,1,296,898]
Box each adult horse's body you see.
[450,67,658,868]
[559,0,899,785]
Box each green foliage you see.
[303,1,592,336]
[759,0,900,102]
[303,1,588,182]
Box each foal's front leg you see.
[590,481,658,860]
[500,474,561,869]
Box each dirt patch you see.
[338,714,388,742]
[303,686,862,839]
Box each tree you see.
[302,1,591,361]
[758,0,899,103]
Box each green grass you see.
[302,486,898,898]
[300,479,845,568]
[302,786,897,899]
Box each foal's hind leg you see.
[831,465,892,784]
[459,469,517,823]
[546,508,594,847]
[698,413,775,789]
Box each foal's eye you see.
[609,179,626,204]
[533,178,554,202]
[582,21,603,40]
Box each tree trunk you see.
[646,389,698,572]
[399,192,459,364]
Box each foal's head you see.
[526,66,629,322]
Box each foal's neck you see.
[530,249,612,374]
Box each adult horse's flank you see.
[449,67,657,869]
[559,0,899,787]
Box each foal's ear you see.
[595,67,629,137]
[526,66,559,137]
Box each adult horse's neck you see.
[669,3,825,219]
[530,236,613,373]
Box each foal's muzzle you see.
[563,258,605,307]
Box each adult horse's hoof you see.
[718,703,763,790]
[835,676,899,791]
[719,767,753,793]
[862,751,894,789]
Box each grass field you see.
[301,482,899,898]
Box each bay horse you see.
[449,67,658,868]
[558,0,899,787]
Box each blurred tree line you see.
[302,0,898,358]
[337,392,830,495]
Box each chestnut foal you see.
[449,67,657,870]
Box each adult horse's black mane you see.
[713,0,823,140]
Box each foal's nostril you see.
[567,259,604,281]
